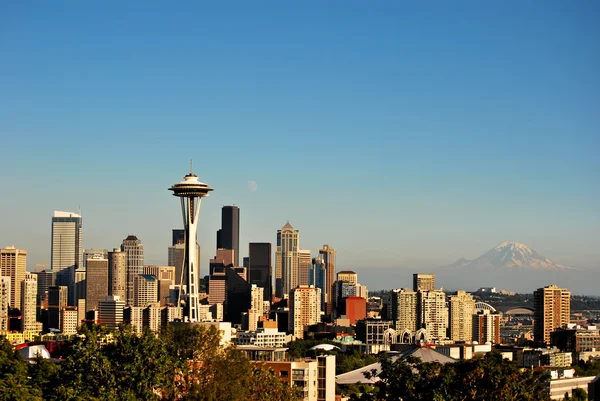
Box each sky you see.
[1,2,599,292]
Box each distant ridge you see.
[447,241,572,270]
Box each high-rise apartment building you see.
[21,273,39,332]
[0,277,11,330]
[534,285,571,344]
[392,288,418,332]
[319,245,336,315]
[108,248,127,299]
[60,307,78,335]
[85,257,109,312]
[289,285,321,339]
[134,274,158,308]
[0,246,27,310]
[298,249,311,286]
[276,222,299,298]
[216,206,240,267]
[473,310,501,344]
[413,273,436,292]
[448,290,475,342]
[417,290,448,340]
[248,242,272,302]
[121,235,144,305]
[47,286,68,331]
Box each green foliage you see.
[574,358,600,377]
[1,324,300,401]
[350,352,551,401]
[563,388,587,401]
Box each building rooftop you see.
[53,211,81,218]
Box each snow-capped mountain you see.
[448,241,572,270]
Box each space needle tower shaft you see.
[168,162,213,322]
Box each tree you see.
[0,337,41,401]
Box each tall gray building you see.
[121,235,144,305]
[216,206,239,267]
[248,242,272,302]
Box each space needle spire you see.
[168,163,213,322]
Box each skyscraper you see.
[276,222,299,298]
[413,273,436,292]
[134,274,158,308]
[85,256,109,312]
[448,290,475,342]
[473,310,501,345]
[83,249,108,268]
[0,246,27,310]
[51,211,82,295]
[0,277,11,330]
[108,248,127,300]
[534,285,571,344]
[392,288,418,332]
[168,168,213,322]
[172,229,185,246]
[97,295,125,329]
[168,242,200,286]
[21,272,39,332]
[217,206,240,267]
[47,286,68,331]
[417,290,448,340]
[143,265,175,306]
[298,250,311,286]
[248,242,272,302]
[289,285,321,339]
[121,235,144,305]
[319,245,336,315]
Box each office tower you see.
[21,273,38,332]
[392,288,418,332]
[33,269,55,306]
[276,222,299,298]
[216,206,240,267]
[108,248,127,299]
[248,243,272,302]
[289,285,321,339]
[143,266,175,306]
[85,257,109,312]
[473,310,501,344]
[208,267,227,305]
[0,277,10,330]
[168,242,200,286]
[417,290,448,340]
[334,280,357,317]
[225,267,251,324]
[448,290,475,342]
[534,285,571,344]
[134,274,158,308]
[172,229,185,245]
[210,249,235,274]
[337,271,358,285]
[83,249,108,268]
[47,286,68,331]
[0,246,27,310]
[319,245,336,315]
[298,250,311,286]
[311,257,327,310]
[121,235,144,305]
[169,169,213,322]
[77,299,86,326]
[97,295,126,329]
[73,267,86,306]
[413,273,436,292]
[51,211,83,272]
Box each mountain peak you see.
[448,241,571,270]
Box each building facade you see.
[121,235,144,306]
[413,273,436,292]
[289,286,321,339]
[108,248,127,300]
[85,257,109,312]
[21,273,38,332]
[276,222,299,298]
[417,290,448,341]
[319,245,336,316]
[392,288,418,332]
[248,242,272,302]
[534,285,571,344]
[134,274,158,308]
[216,206,240,267]
[298,250,311,287]
[449,290,475,342]
[0,246,27,310]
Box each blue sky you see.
[1,2,598,289]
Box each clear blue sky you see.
[1,2,598,288]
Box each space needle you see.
[168,162,213,322]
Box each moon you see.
[248,180,258,193]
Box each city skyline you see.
[1,2,598,294]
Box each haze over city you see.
[1,2,598,294]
